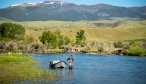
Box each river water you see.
[33,53,146,84]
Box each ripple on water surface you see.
[32,53,146,84]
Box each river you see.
[32,53,146,84]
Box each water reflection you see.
[69,69,73,80]
[49,67,74,81]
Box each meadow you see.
[0,20,146,42]
[0,54,58,84]
[16,20,146,42]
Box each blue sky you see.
[0,0,146,8]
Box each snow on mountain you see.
[10,1,66,7]
[10,4,22,7]
[10,3,37,7]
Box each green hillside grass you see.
[1,20,146,42]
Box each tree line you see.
[0,22,86,53]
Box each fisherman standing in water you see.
[67,55,74,69]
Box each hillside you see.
[0,17,14,21]
[11,20,146,42]
[0,1,146,21]
[0,20,146,42]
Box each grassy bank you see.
[122,47,146,56]
[44,49,65,53]
[85,49,98,53]
[0,54,58,84]
[124,39,146,42]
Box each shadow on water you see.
[32,53,146,84]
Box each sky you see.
[0,0,146,8]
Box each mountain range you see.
[0,1,146,21]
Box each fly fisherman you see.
[67,55,74,69]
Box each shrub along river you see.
[32,53,146,84]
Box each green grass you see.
[0,54,31,63]
[86,49,98,53]
[44,49,65,53]
[124,39,146,42]
[122,47,146,56]
[12,50,23,53]
[0,54,58,84]
[0,55,27,63]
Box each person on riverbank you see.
[67,55,74,69]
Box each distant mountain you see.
[0,17,14,21]
[0,1,146,21]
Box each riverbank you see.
[0,54,58,84]
[1,46,146,57]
